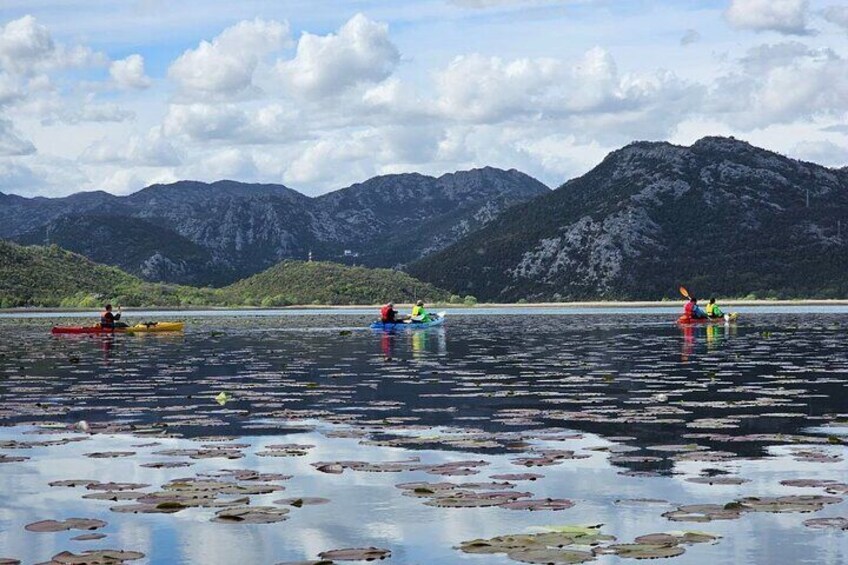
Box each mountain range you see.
[409,137,848,301]
[4,136,847,302]
[3,167,548,286]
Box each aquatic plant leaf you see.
[500,498,576,511]
[506,548,595,564]
[25,518,106,533]
[212,505,289,524]
[598,543,685,559]
[802,517,848,530]
[317,547,391,561]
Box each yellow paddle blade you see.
[679,286,690,299]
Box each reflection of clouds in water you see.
[0,426,846,563]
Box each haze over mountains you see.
[410,137,848,301]
[3,167,548,286]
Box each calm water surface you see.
[0,309,846,564]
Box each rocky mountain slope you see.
[2,168,548,285]
[409,137,848,301]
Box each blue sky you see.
[1,0,846,196]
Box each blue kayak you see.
[370,314,445,331]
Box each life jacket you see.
[683,301,694,316]
[380,305,392,322]
[100,311,114,326]
[411,305,424,318]
[706,303,718,316]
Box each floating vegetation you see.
[802,517,848,531]
[24,518,106,533]
[212,506,290,524]
[40,550,144,563]
[316,547,391,561]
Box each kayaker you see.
[411,300,432,323]
[683,297,707,320]
[100,304,127,329]
[380,302,405,323]
[706,298,725,319]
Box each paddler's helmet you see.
[104,304,112,310]
[388,302,394,306]
[416,300,424,306]
[709,297,716,304]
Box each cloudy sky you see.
[0,0,847,197]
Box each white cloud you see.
[179,148,259,182]
[110,54,151,90]
[0,117,36,156]
[434,47,701,140]
[823,6,848,32]
[680,29,701,46]
[162,102,300,144]
[436,54,560,122]
[80,130,182,167]
[791,139,848,167]
[0,15,54,74]
[277,13,400,98]
[708,42,848,129]
[0,154,89,196]
[0,73,23,107]
[447,0,560,7]
[169,18,290,99]
[285,134,375,186]
[163,103,248,140]
[725,0,812,35]
[0,15,104,75]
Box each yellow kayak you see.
[52,322,185,334]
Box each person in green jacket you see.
[410,300,431,323]
[706,298,725,319]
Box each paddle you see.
[678,286,691,300]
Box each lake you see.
[0,308,846,564]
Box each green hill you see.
[0,241,448,308]
[0,241,218,308]
[225,260,450,306]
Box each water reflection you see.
[378,327,448,361]
[0,313,847,564]
[680,322,738,361]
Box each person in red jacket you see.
[380,302,405,323]
[683,297,707,319]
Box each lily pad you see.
[25,518,106,533]
[500,498,576,511]
[317,547,391,561]
[598,543,685,559]
[70,533,107,541]
[212,506,290,524]
[802,517,848,530]
[506,548,595,564]
[46,549,144,564]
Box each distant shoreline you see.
[3,299,848,313]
